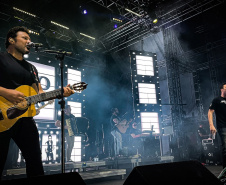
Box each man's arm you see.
[0,86,25,104]
[208,109,217,134]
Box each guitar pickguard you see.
[7,107,28,119]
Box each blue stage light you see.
[114,24,118,28]
[83,10,87,14]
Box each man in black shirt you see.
[55,105,77,162]
[208,82,226,170]
[0,26,74,179]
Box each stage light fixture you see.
[80,33,95,40]
[153,18,158,24]
[29,29,40,35]
[14,16,24,22]
[13,7,36,17]
[112,18,122,23]
[24,54,29,58]
[125,8,142,17]
[51,21,69,30]
[114,24,118,28]
[85,49,93,52]
[82,9,88,14]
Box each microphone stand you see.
[57,52,66,174]
[43,50,72,174]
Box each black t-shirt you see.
[209,96,226,129]
[0,52,39,89]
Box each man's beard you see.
[221,89,226,98]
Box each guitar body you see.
[116,119,130,134]
[0,85,37,132]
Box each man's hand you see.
[208,109,217,135]
[55,120,61,127]
[210,125,217,134]
[3,89,25,104]
[63,84,74,97]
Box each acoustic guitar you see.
[116,119,133,134]
[0,82,87,132]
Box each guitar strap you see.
[30,64,39,92]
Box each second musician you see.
[55,105,77,162]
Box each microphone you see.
[27,42,43,48]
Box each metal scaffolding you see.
[92,0,224,53]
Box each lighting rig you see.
[91,0,224,53]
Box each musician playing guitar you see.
[110,108,132,157]
[0,26,75,180]
[110,108,122,157]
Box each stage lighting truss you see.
[92,0,224,53]
[13,7,36,17]
[130,50,162,135]
[51,21,69,30]
[11,6,43,27]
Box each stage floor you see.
[2,157,223,185]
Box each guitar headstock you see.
[71,82,88,92]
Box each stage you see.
[2,155,223,184]
[2,155,171,181]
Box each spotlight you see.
[153,18,158,24]
[114,24,118,28]
[82,9,87,15]
[80,5,88,15]
[24,54,29,58]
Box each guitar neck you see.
[26,88,62,105]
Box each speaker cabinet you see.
[1,172,86,185]
[124,160,221,185]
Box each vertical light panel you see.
[136,55,154,76]
[141,112,160,134]
[67,69,82,117]
[67,68,81,85]
[71,136,82,162]
[41,134,57,163]
[138,83,157,104]
[29,61,55,120]
[68,101,82,117]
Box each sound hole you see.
[7,107,28,119]
[0,110,4,120]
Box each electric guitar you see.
[0,82,87,133]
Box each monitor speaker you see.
[123,160,221,185]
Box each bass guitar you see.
[0,82,87,133]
